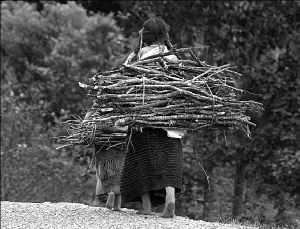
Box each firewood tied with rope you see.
[77,46,263,141]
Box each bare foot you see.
[105,192,115,210]
[113,194,122,211]
[136,192,152,215]
[162,202,175,218]
[91,200,102,207]
[136,208,152,215]
[91,196,103,207]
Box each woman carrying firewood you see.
[117,17,186,218]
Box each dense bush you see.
[1,1,126,119]
[1,1,126,205]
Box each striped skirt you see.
[120,127,183,206]
[93,146,124,195]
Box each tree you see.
[1,1,127,203]
[1,1,126,121]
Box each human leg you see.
[137,191,152,215]
[105,191,115,209]
[113,193,122,211]
[162,186,175,218]
[92,176,104,207]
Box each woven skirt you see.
[120,127,183,206]
[93,146,124,195]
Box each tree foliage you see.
[1,1,126,120]
[1,0,126,206]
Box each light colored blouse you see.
[124,45,178,65]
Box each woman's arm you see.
[164,127,186,139]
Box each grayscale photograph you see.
[1,1,299,228]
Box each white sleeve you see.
[163,127,186,138]
[124,52,136,65]
[165,54,179,62]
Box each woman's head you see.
[134,17,173,54]
[142,18,168,46]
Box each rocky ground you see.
[0,201,258,229]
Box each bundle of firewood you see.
[58,116,127,149]
[59,46,263,148]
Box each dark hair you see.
[133,17,174,55]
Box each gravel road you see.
[1,201,257,229]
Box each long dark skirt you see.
[120,127,183,206]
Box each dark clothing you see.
[120,127,183,206]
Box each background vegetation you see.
[1,1,299,228]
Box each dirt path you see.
[1,201,257,229]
